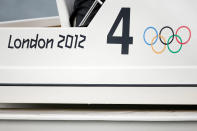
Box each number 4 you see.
[107,8,133,55]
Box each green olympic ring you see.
[167,35,182,54]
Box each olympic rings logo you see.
[143,26,191,54]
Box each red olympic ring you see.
[175,26,191,45]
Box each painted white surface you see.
[0,110,197,121]
[0,0,196,104]
[0,87,197,104]
[0,121,197,131]
[0,0,196,84]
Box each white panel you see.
[0,0,196,104]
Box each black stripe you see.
[0,83,197,87]
[1,103,197,110]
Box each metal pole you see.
[79,0,103,27]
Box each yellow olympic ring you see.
[151,35,166,55]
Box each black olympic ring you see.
[159,26,174,45]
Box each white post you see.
[56,0,70,27]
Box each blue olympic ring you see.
[143,26,158,46]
